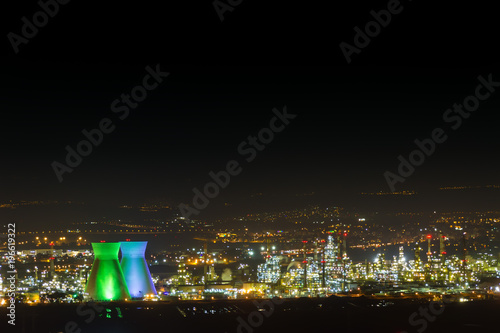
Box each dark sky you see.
[1,0,500,216]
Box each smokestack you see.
[302,240,307,290]
[50,258,55,280]
[343,233,347,259]
[204,241,208,286]
[49,242,55,280]
[426,235,432,259]
[440,233,446,260]
[314,243,318,262]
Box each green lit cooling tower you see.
[85,242,131,301]
[120,241,157,299]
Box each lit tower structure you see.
[86,242,130,301]
[397,246,406,282]
[412,246,425,281]
[399,246,405,263]
[257,256,281,284]
[342,232,348,261]
[314,241,319,262]
[426,234,432,261]
[302,240,308,290]
[337,233,343,270]
[439,233,446,261]
[426,234,442,282]
[49,242,55,280]
[461,232,469,288]
[323,233,342,290]
[438,233,448,284]
[341,232,349,292]
[204,241,208,286]
[373,253,387,282]
[320,239,326,289]
[305,259,322,290]
[120,241,157,299]
[390,255,398,282]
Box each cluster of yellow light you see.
[361,191,416,196]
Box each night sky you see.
[1,0,500,219]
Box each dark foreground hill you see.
[1,296,499,333]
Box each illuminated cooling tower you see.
[85,242,131,301]
[120,241,157,299]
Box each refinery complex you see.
[1,208,500,333]
[2,229,499,304]
[168,232,499,300]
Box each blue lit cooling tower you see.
[120,241,157,299]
